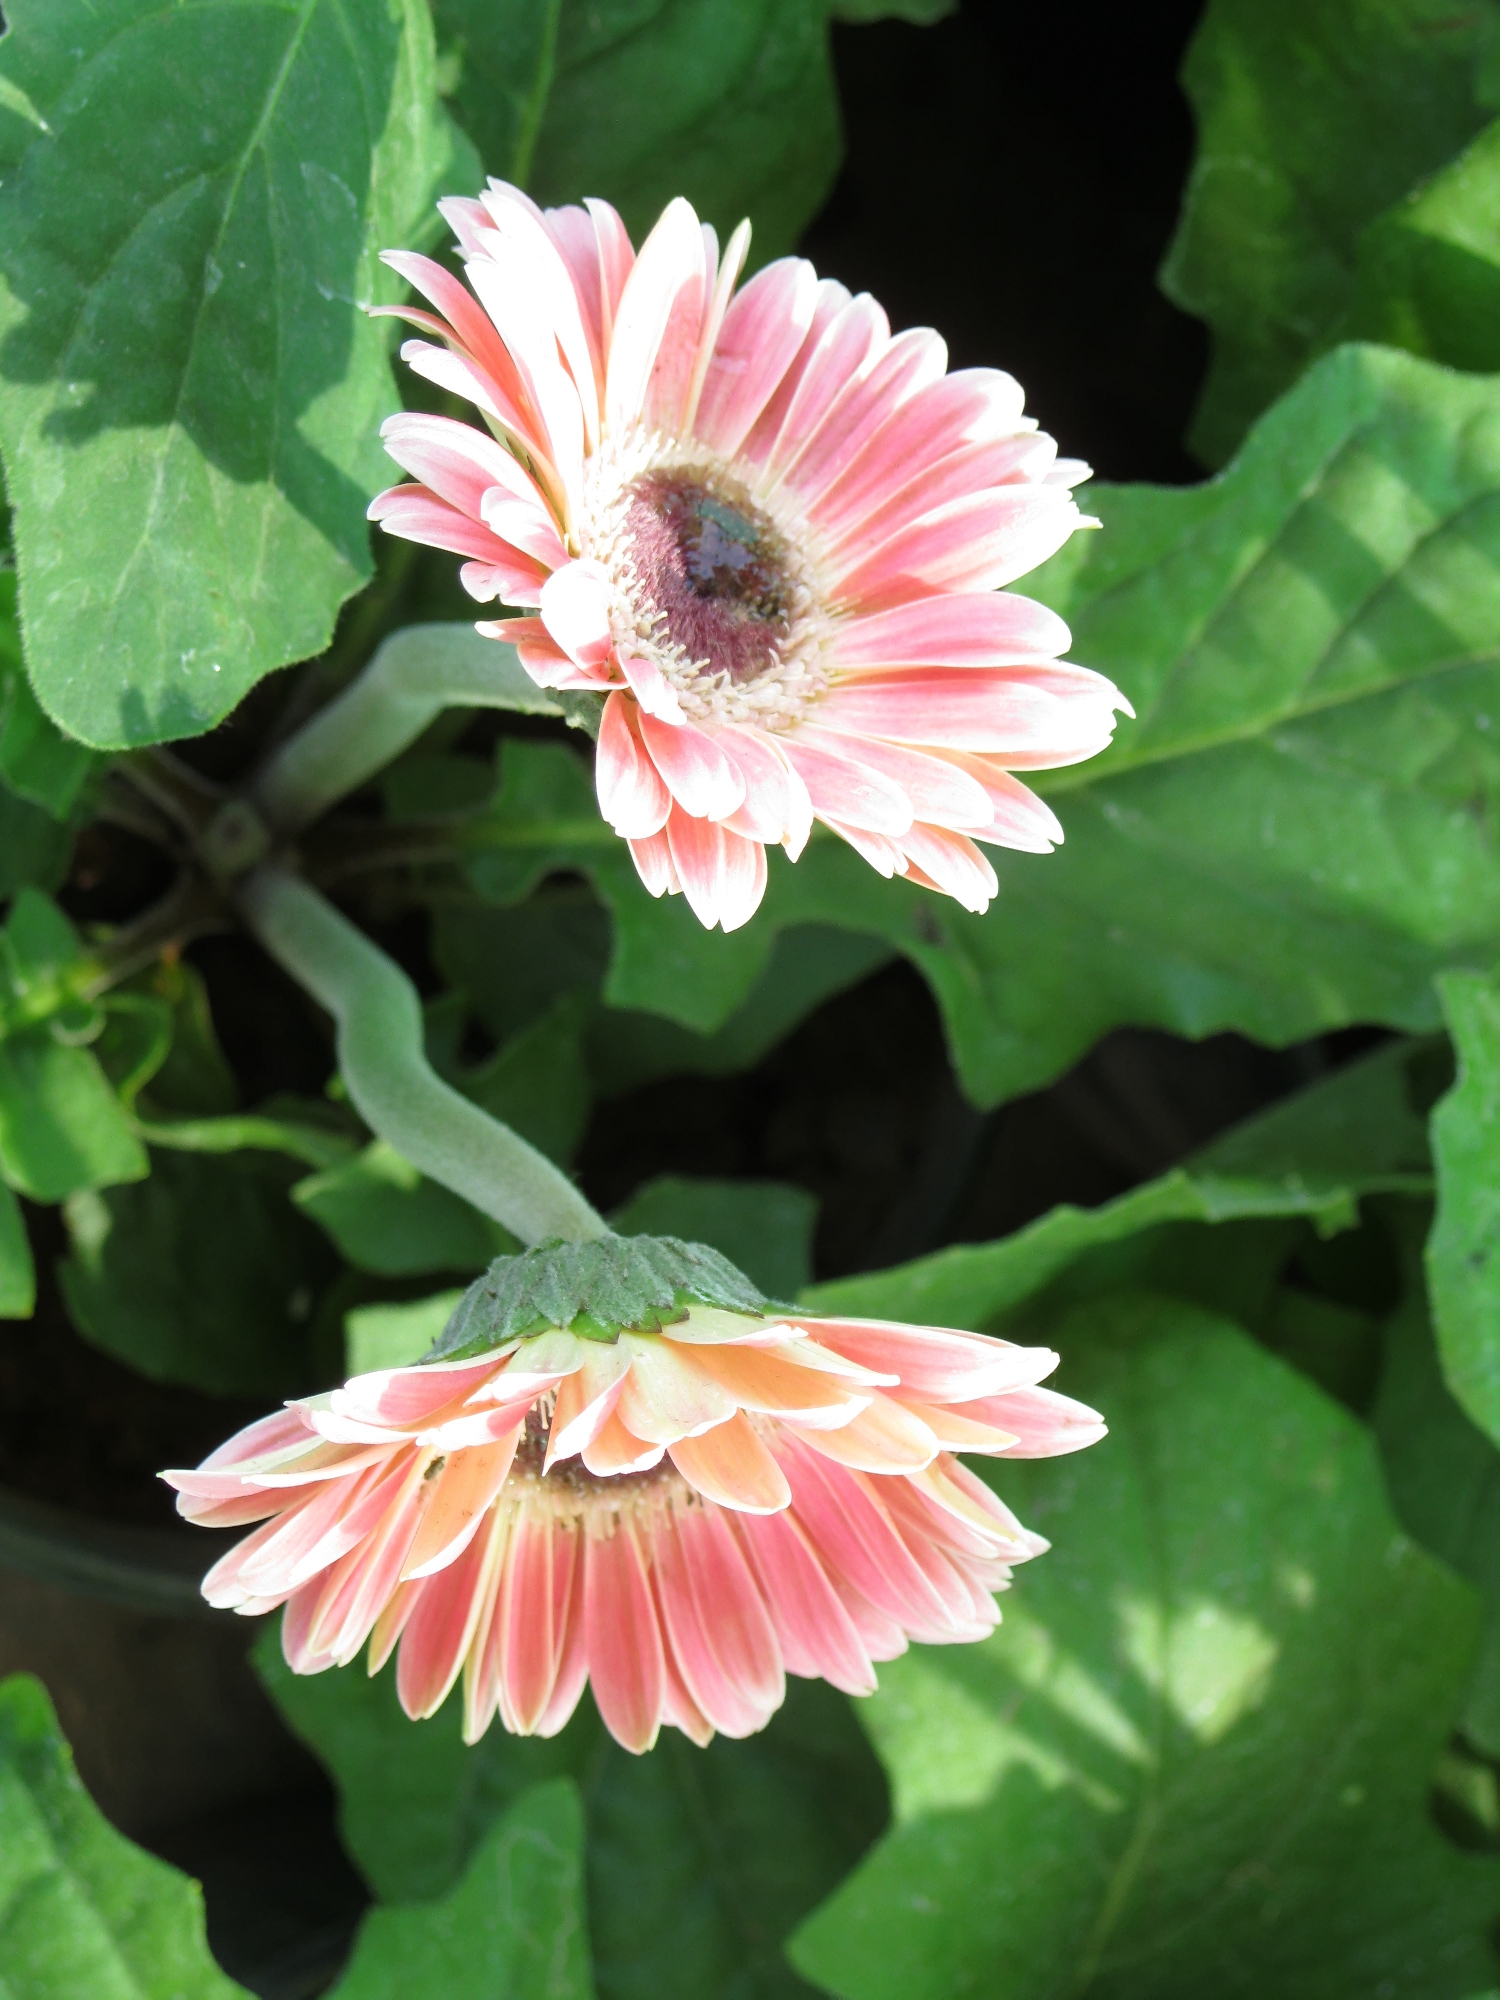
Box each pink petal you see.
[820,819,909,878]
[368,485,520,565]
[781,326,948,498]
[668,1412,792,1513]
[831,592,1072,671]
[395,1514,501,1719]
[652,1505,783,1737]
[827,438,1078,572]
[606,196,706,435]
[777,1438,952,1641]
[597,692,671,839]
[546,1344,633,1467]
[832,485,1081,603]
[628,826,682,899]
[582,1409,666,1477]
[757,294,892,479]
[793,1394,940,1473]
[637,711,746,821]
[814,669,1120,758]
[693,257,820,457]
[714,726,814,855]
[381,250,542,442]
[540,560,615,670]
[494,1509,564,1733]
[616,1337,739,1445]
[459,555,550,607]
[585,1523,665,1754]
[400,1433,522,1580]
[808,368,1028,525]
[777,730,914,836]
[662,810,767,931]
[794,727,993,832]
[738,277,855,467]
[972,1383,1109,1458]
[533,1533,590,1739]
[804,1319,1057,1402]
[732,1510,876,1695]
[683,217,752,436]
[477,184,602,447]
[898,825,999,914]
[939,752,1064,852]
[619,653,686,722]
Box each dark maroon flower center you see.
[622,473,792,685]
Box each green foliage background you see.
[4,0,1500,1996]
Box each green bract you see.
[425,1234,777,1361]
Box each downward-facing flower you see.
[163,1238,1104,1755]
[368,181,1130,931]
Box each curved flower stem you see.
[238,864,610,1247]
[250,626,563,836]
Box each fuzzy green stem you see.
[238,865,610,1246]
[251,625,563,836]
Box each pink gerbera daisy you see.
[367,181,1131,930]
[164,1240,1104,1754]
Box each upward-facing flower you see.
[368,182,1130,930]
[163,1238,1104,1755]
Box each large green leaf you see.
[1376,1198,1500,1755]
[0,569,95,818]
[918,344,1500,1105]
[0,0,475,750]
[0,890,145,1201]
[0,1179,33,1318]
[804,1036,1434,1328]
[1428,969,1500,1443]
[1348,116,1500,375]
[59,1147,339,1396]
[791,1299,1500,2000]
[255,1630,887,2000]
[296,1139,515,1279]
[613,1174,817,1298]
[1160,0,1499,463]
[328,1779,594,2000]
[431,0,939,263]
[464,349,1500,1106]
[0,1671,248,1999]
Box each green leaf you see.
[345,1288,466,1372]
[327,1778,594,2000]
[0,1179,33,1318]
[0,771,72,896]
[0,570,95,817]
[909,344,1500,1106]
[59,1148,338,1396]
[433,0,929,263]
[0,0,476,750]
[790,1298,1500,2000]
[804,1037,1434,1327]
[1349,116,1500,374]
[254,1626,886,2000]
[1375,1198,1500,1754]
[1160,0,1499,463]
[1428,968,1500,1444]
[297,1139,515,1278]
[448,995,592,1167]
[613,1174,817,1299]
[460,741,897,1038]
[0,1671,248,1999]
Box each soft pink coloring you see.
[367,182,1131,930]
[164,1307,1105,1754]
